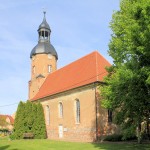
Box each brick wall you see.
[41,84,97,142]
[36,83,119,142]
[29,54,57,99]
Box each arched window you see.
[59,102,63,118]
[76,100,80,123]
[39,31,44,39]
[46,105,50,125]
[45,31,48,39]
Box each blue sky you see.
[0,0,120,115]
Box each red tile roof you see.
[31,51,111,101]
[0,115,14,124]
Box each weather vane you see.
[42,7,46,16]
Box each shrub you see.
[12,101,46,139]
[104,134,123,141]
[104,133,138,142]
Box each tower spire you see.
[30,11,58,59]
[29,12,58,99]
[43,11,46,21]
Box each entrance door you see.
[59,125,63,138]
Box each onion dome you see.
[30,11,58,60]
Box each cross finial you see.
[42,7,46,21]
[42,11,46,22]
[43,11,46,17]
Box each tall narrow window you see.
[48,65,52,73]
[33,66,35,74]
[76,100,80,123]
[108,109,112,123]
[46,105,50,125]
[45,31,48,39]
[39,31,44,39]
[59,102,63,118]
[42,31,44,39]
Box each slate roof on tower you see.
[38,11,51,31]
[31,51,111,101]
[30,11,58,59]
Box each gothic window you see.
[108,109,112,123]
[46,105,50,125]
[48,65,52,73]
[75,99,80,123]
[59,102,63,118]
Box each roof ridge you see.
[97,51,112,65]
[54,50,98,73]
[40,51,99,78]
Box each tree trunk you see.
[137,123,142,144]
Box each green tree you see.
[31,102,38,137]
[24,100,33,132]
[13,101,26,139]
[34,102,46,139]
[12,101,46,139]
[100,0,150,143]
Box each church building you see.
[29,12,118,142]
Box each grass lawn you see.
[0,137,149,150]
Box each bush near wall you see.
[104,134,137,142]
[104,134,123,142]
[10,101,46,140]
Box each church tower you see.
[29,12,58,99]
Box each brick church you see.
[29,12,119,142]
